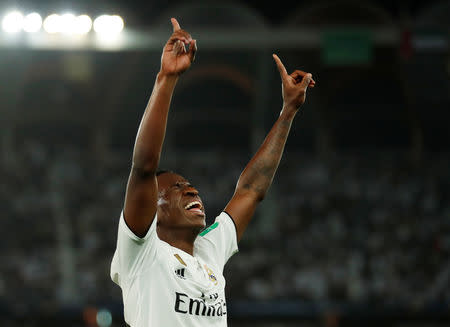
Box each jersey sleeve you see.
[110,210,158,286]
[196,211,239,270]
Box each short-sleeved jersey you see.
[110,211,239,327]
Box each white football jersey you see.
[110,211,239,327]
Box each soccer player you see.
[110,18,315,326]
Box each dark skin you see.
[123,18,315,255]
[155,172,206,252]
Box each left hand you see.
[273,54,315,113]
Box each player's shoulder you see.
[198,220,221,237]
[197,211,237,241]
[198,212,226,235]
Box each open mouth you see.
[184,201,204,215]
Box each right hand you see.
[160,18,197,76]
[272,54,315,114]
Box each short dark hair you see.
[156,169,175,176]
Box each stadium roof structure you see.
[0,0,448,154]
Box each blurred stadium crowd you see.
[1,138,448,317]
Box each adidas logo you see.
[175,268,186,279]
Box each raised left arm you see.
[224,54,315,242]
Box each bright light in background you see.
[94,15,124,38]
[42,13,93,35]
[73,15,92,35]
[2,10,124,42]
[59,13,76,34]
[43,14,61,34]
[23,13,42,33]
[2,11,24,33]
[96,309,112,327]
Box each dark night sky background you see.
[3,0,431,26]
[116,0,429,26]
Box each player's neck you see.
[157,227,198,256]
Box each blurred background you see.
[0,0,449,326]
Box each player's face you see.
[156,172,206,230]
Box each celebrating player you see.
[110,17,315,327]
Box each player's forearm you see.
[235,107,296,201]
[132,72,178,173]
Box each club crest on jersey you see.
[203,264,218,285]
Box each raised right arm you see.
[123,18,197,237]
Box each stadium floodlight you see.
[73,15,92,35]
[59,13,76,34]
[93,15,124,38]
[43,14,61,34]
[23,12,42,33]
[2,11,24,33]
[43,13,93,35]
[111,15,124,33]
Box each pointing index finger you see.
[171,17,181,31]
[272,54,288,79]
